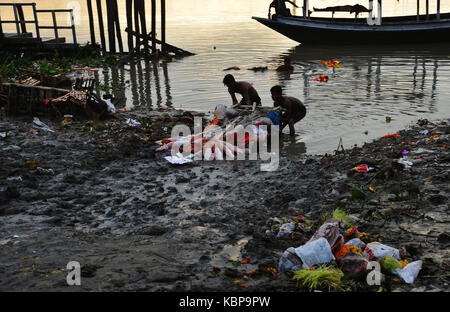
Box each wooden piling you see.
[86,0,96,44]
[106,0,116,53]
[161,0,166,52]
[151,0,156,52]
[126,0,133,53]
[112,0,123,53]
[96,0,107,52]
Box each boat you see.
[252,0,450,44]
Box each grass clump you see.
[332,209,353,226]
[293,266,344,292]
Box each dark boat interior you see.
[274,12,450,24]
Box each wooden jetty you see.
[0,3,78,52]
[86,0,194,59]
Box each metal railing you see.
[0,3,77,45]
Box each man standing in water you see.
[269,0,299,17]
[270,85,306,137]
[223,74,262,111]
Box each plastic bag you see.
[214,105,237,120]
[346,238,366,250]
[126,118,141,127]
[33,117,54,133]
[104,99,116,113]
[393,260,422,284]
[267,111,280,126]
[277,223,296,239]
[364,242,401,260]
[278,247,303,273]
[295,237,335,268]
[308,222,340,246]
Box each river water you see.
[2,0,450,154]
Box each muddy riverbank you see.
[0,112,448,292]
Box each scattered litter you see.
[320,60,343,68]
[164,153,194,165]
[308,222,340,246]
[104,99,116,113]
[0,132,6,139]
[364,242,402,261]
[386,116,392,123]
[36,167,55,175]
[277,223,296,239]
[337,252,368,278]
[394,260,422,284]
[398,157,413,169]
[279,247,303,272]
[295,237,335,268]
[419,130,429,135]
[314,75,329,82]
[349,164,375,174]
[126,119,142,127]
[346,238,366,250]
[33,117,54,133]
[382,133,400,139]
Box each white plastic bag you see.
[364,242,401,260]
[33,117,54,133]
[278,247,303,272]
[104,99,116,113]
[393,260,423,284]
[295,237,335,268]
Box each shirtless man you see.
[270,85,306,137]
[223,74,262,111]
[269,0,299,17]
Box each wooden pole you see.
[32,3,40,40]
[437,0,440,20]
[126,0,133,53]
[17,5,27,33]
[87,0,96,44]
[161,0,166,52]
[106,0,116,53]
[52,11,59,39]
[13,4,20,36]
[152,0,157,52]
[112,0,123,53]
[134,0,140,49]
[137,0,148,54]
[417,0,420,21]
[96,0,107,52]
[426,0,429,20]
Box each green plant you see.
[293,266,344,292]
[332,209,352,226]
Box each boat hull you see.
[253,16,450,44]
